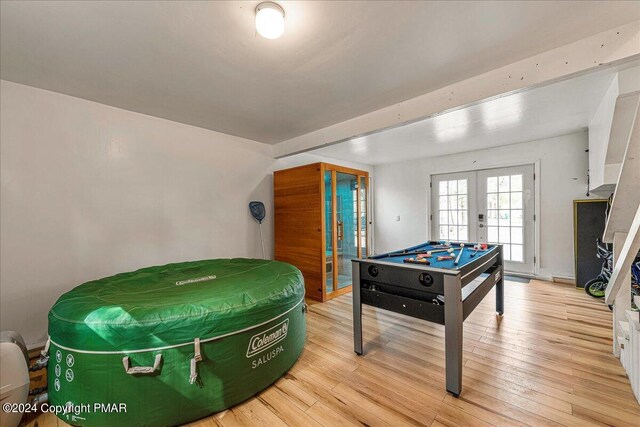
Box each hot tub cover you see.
[49,258,304,352]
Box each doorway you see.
[431,164,535,275]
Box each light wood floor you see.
[25,280,640,427]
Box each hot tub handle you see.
[122,354,162,375]
[189,338,202,384]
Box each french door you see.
[431,165,535,275]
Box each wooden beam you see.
[605,205,640,305]
[274,21,640,158]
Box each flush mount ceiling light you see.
[255,2,285,40]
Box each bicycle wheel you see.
[584,278,607,298]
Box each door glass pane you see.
[498,176,510,192]
[458,211,467,225]
[457,195,467,210]
[324,171,333,293]
[450,210,458,225]
[486,173,525,262]
[458,226,468,241]
[487,210,498,225]
[498,193,510,209]
[439,196,448,209]
[449,180,458,194]
[448,225,458,240]
[437,178,469,242]
[336,172,358,290]
[448,195,458,210]
[499,210,510,226]
[487,193,498,209]
[499,227,510,243]
[487,177,497,193]
[487,226,498,242]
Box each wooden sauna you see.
[274,163,369,301]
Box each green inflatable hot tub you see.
[47,259,306,426]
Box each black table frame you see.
[352,243,504,397]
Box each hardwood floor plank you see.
[23,279,638,427]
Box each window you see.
[438,179,468,241]
[486,174,523,262]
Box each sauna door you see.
[324,167,368,298]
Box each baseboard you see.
[552,276,576,285]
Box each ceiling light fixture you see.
[255,2,285,40]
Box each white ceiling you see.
[1,1,639,144]
[311,68,622,165]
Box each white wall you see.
[589,75,619,192]
[373,132,593,280]
[0,81,276,348]
[0,80,375,348]
[275,153,373,174]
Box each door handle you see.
[479,224,484,228]
[337,221,344,241]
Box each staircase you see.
[593,64,640,404]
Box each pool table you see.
[352,241,504,397]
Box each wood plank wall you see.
[274,163,323,300]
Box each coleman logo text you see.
[246,319,289,358]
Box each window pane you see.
[511,192,523,209]
[448,226,458,241]
[449,210,458,225]
[487,177,497,193]
[458,226,468,241]
[512,210,523,226]
[439,211,448,224]
[499,193,510,209]
[487,210,498,226]
[503,244,511,261]
[458,195,467,210]
[439,181,448,195]
[499,210,510,226]
[448,180,458,195]
[458,179,467,194]
[487,193,498,209]
[499,226,510,243]
[448,195,458,210]
[511,227,523,244]
[487,226,498,242]
[511,244,523,262]
[439,226,448,240]
[511,174,522,192]
[439,196,448,209]
[459,210,468,225]
[498,176,510,192]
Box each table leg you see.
[444,274,463,397]
[352,264,363,355]
[496,248,505,316]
